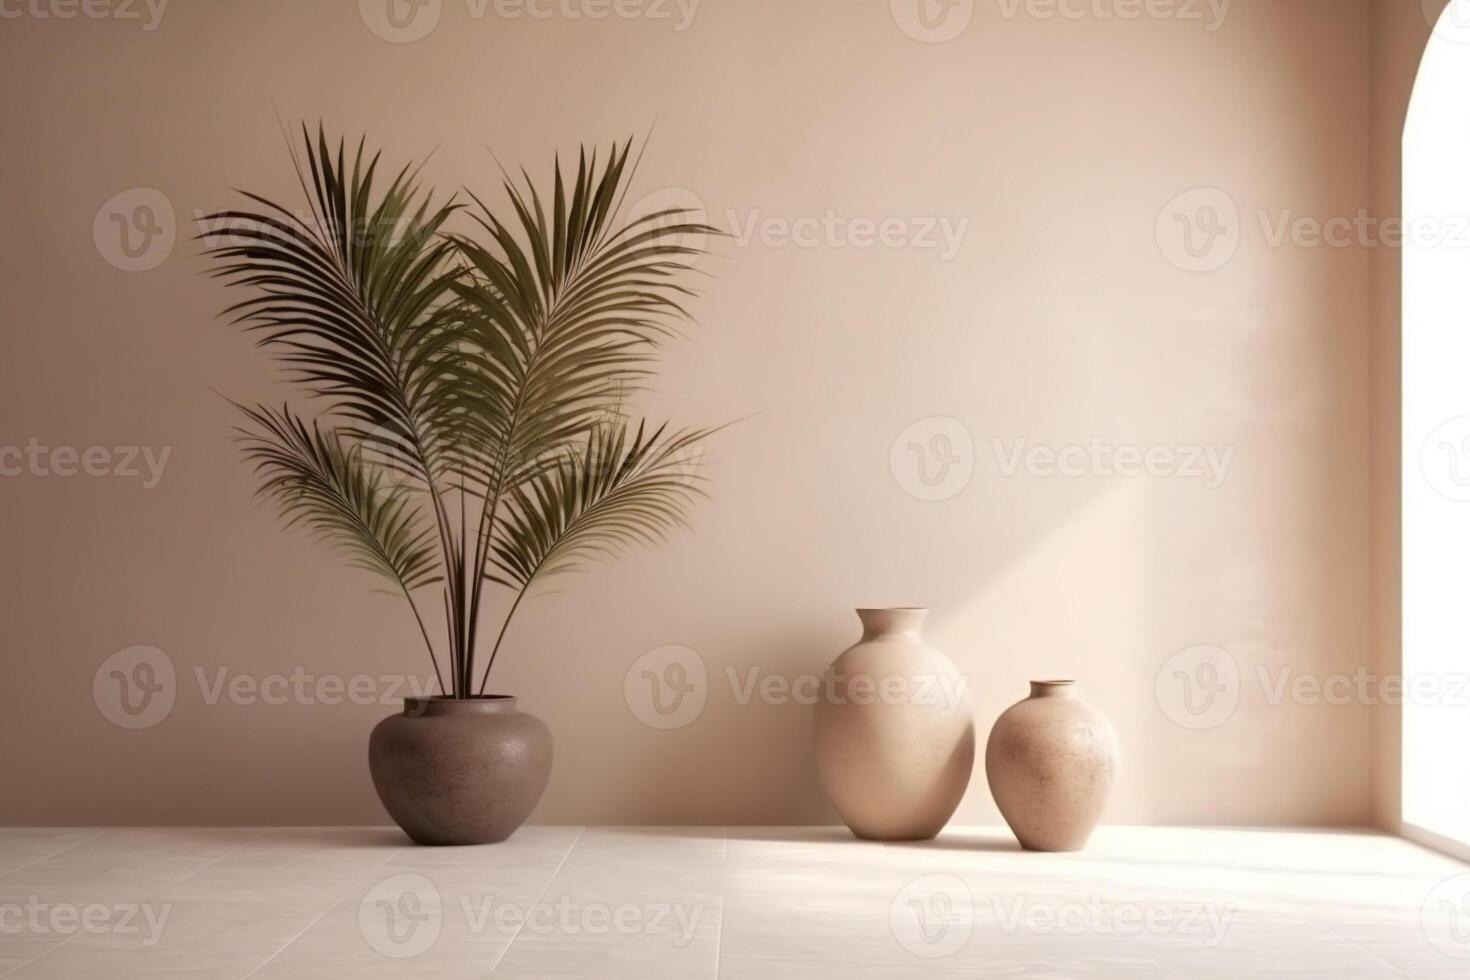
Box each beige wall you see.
[0,0,1387,826]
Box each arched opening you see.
[1402,0,1470,848]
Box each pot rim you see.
[412,695,516,701]
[402,694,520,716]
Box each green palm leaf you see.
[473,418,710,693]
[450,138,721,497]
[236,404,443,593]
[206,127,724,696]
[202,126,467,488]
[489,419,709,590]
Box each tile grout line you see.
[714,826,728,980]
[175,828,274,884]
[237,842,405,979]
[1128,934,1167,976]
[487,826,587,974]
[0,829,106,880]
[237,894,350,980]
[1355,944,1416,979]
[0,925,86,978]
[712,895,726,980]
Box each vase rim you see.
[412,695,516,701]
[855,607,929,638]
[402,695,519,716]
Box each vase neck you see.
[404,696,518,717]
[1029,680,1078,699]
[857,607,928,640]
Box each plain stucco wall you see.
[0,0,1385,826]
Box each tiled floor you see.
[0,826,1467,978]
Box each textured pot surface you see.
[812,608,975,841]
[369,696,552,846]
[985,681,1118,852]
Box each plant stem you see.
[464,491,494,696]
[477,585,527,696]
[402,588,446,696]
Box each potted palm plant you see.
[204,127,718,844]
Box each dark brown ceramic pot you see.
[369,696,552,846]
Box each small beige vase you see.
[985,680,1118,852]
[812,608,975,841]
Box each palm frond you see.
[202,126,466,488]
[449,138,721,496]
[236,404,443,593]
[207,128,724,696]
[488,419,710,591]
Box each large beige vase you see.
[985,680,1118,852]
[812,608,975,841]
